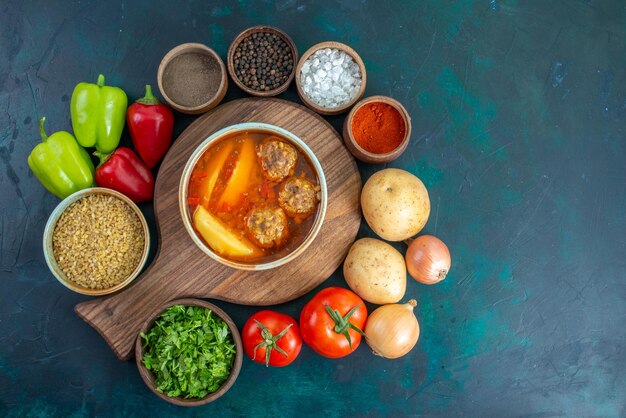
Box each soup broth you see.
[187,130,320,263]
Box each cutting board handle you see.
[75,256,174,360]
[73,98,362,361]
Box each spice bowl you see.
[343,95,412,164]
[295,41,367,115]
[43,187,150,296]
[135,298,243,407]
[227,25,298,97]
[157,43,228,114]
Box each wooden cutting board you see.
[75,98,362,360]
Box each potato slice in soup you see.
[203,141,235,204]
[193,206,262,258]
[217,136,257,208]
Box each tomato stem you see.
[252,320,293,367]
[324,304,366,350]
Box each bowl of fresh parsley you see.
[135,298,243,406]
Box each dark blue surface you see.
[1,1,625,416]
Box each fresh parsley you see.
[140,305,236,399]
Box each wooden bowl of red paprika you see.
[342,96,411,164]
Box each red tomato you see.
[242,310,302,367]
[299,287,368,358]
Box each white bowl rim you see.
[178,122,328,271]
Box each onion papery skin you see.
[406,235,451,285]
[365,300,420,359]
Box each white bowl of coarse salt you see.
[295,41,367,115]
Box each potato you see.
[193,206,262,258]
[343,238,406,304]
[361,168,430,241]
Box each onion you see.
[365,300,420,359]
[405,235,451,285]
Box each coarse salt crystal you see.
[299,48,361,108]
[331,85,343,95]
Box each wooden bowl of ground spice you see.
[157,43,228,115]
[227,25,298,97]
[342,95,411,164]
[43,187,150,296]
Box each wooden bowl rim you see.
[135,298,243,407]
[157,43,228,114]
[295,41,367,115]
[342,95,412,163]
[42,187,151,296]
[227,25,298,97]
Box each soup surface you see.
[187,130,320,263]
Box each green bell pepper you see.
[70,74,128,153]
[28,117,95,199]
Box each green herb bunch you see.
[140,305,236,399]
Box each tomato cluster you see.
[241,287,368,366]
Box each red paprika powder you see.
[351,102,405,154]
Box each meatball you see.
[257,137,298,182]
[245,206,289,248]
[278,176,320,220]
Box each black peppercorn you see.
[233,31,294,92]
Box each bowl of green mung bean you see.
[135,298,243,406]
[43,187,150,296]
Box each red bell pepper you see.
[94,147,154,203]
[127,85,174,168]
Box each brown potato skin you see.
[361,168,430,241]
[343,238,406,304]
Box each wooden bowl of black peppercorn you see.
[227,26,298,97]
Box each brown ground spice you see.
[162,52,221,107]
